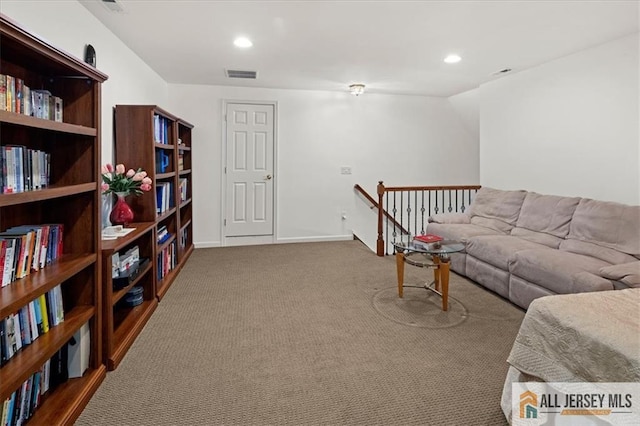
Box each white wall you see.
[168,85,479,247]
[1,1,170,225]
[479,33,639,204]
[1,1,169,165]
[448,88,480,143]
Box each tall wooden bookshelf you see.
[113,105,194,301]
[0,14,107,425]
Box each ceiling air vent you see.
[226,70,258,79]
[491,68,513,76]
[101,0,125,13]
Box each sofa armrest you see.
[599,261,640,288]
[428,213,471,224]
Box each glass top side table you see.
[392,239,465,311]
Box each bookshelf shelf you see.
[0,254,96,316]
[0,110,98,136]
[0,13,107,424]
[114,105,194,302]
[0,305,94,401]
[100,221,157,371]
[27,366,105,426]
[0,183,96,207]
[110,299,156,369]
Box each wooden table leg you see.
[432,255,441,292]
[440,259,450,311]
[396,251,404,298]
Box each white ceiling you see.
[80,0,639,97]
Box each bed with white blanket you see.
[501,288,640,423]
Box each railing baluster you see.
[366,182,481,256]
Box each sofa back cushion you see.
[510,193,581,248]
[468,187,527,233]
[563,198,640,261]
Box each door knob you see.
[265,174,272,180]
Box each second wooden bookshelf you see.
[113,105,194,301]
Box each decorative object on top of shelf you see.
[101,163,153,226]
[101,163,152,196]
[84,44,96,67]
[109,192,134,226]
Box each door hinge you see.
[224,166,226,174]
[224,219,226,226]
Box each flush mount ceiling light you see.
[234,37,253,48]
[349,83,365,96]
[444,54,462,64]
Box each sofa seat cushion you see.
[599,261,640,288]
[510,249,614,294]
[467,235,550,270]
[560,238,638,265]
[468,187,527,233]
[510,228,562,248]
[426,223,502,245]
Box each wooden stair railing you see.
[353,184,410,252]
[375,181,481,256]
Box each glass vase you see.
[109,192,134,226]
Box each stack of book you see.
[152,114,170,144]
[155,182,173,215]
[1,285,64,367]
[157,240,177,282]
[178,178,188,202]
[0,74,63,122]
[0,224,63,288]
[1,145,51,194]
[157,226,171,244]
[0,342,70,424]
[412,234,443,249]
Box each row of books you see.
[157,240,177,282]
[157,226,171,244]
[156,182,174,215]
[0,285,64,368]
[179,178,188,203]
[0,74,63,122]
[1,145,51,194]
[0,224,64,288]
[153,114,171,145]
[179,227,189,250]
[111,245,140,278]
[178,152,185,171]
[1,344,69,425]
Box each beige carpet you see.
[76,240,525,425]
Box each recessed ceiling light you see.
[234,37,253,48]
[444,54,462,64]
[349,83,365,96]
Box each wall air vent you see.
[101,0,125,13]
[226,70,258,79]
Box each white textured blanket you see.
[507,288,640,383]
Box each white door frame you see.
[221,100,278,246]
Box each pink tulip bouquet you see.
[101,163,153,196]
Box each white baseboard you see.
[194,241,222,249]
[276,235,354,244]
[194,235,354,249]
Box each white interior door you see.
[225,103,275,237]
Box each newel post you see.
[376,181,385,256]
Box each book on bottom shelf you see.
[67,322,89,378]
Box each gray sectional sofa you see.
[427,187,640,309]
